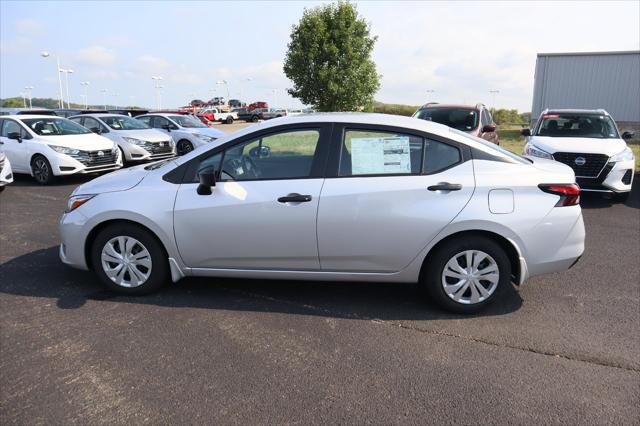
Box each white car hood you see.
[115,129,172,142]
[182,127,225,138]
[74,162,150,194]
[528,136,627,157]
[39,133,115,151]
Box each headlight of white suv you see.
[193,133,216,142]
[122,137,147,146]
[524,144,553,159]
[610,147,634,162]
[48,145,80,155]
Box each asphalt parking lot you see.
[1,137,639,423]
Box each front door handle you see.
[428,183,462,191]
[277,193,312,203]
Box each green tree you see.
[283,1,380,112]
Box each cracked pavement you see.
[1,169,639,424]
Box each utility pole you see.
[80,82,90,109]
[152,76,163,110]
[40,52,65,108]
[101,89,108,110]
[24,86,34,109]
[489,89,500,107]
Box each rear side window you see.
[424,139,461,174]
[339,130,423,176]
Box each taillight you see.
[538,183,580,206]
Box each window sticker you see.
[351,136,411,175]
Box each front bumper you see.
[52,150,123,176]
[577,159,634,193]
[59,209,91,270]
[0,160,13,186]
[122,141,176,162]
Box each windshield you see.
[101,115,149,130]
[21,117,91,136]
[534,113,619,139]
[450,128,530,164]
[168,115,207,128]
[414,107,479,131]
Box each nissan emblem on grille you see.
[98,151,105,157]
[574,157,586,166]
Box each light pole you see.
[80,81,90,109]
[216,80,230,100]
[24,86,34,109]
[40,51,65,109]
[20,92,26,108]
[112,92,119,109]
[59,68,74,108]
[151,76,163,110]
[489,89,500,107]
[101,89,108,110]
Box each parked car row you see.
[0,111,226,185]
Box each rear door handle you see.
[428,183,462,191]
[277,193,312,203]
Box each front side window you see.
[535,113,619,139]
[414,108,479,131]
[339,130,423,176]
[20,117,90,136]
[82,117,107,133]
[151,116,170,129]
[1,120,22,137]
[101,115,150,130]
[136,116,152,126]
[195,129,320,182]
[169,115,207,128]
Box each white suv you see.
[69,114,175,163]
[0,115,122,184]
[523,109,635,201]
[136,113,225,156]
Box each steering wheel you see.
[242,155,261,178]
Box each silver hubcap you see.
[101,236,152,288]
[442,250,499,305]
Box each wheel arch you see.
[84,218,170,272]
[418,230,523,285]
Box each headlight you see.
[524,144,553,159]
[48,145,80,155]
[65,194,96,213]
[122,137,147,146]
[610,147,634,162]
[193,133,215,142]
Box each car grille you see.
[69,149,118,167]
[552,152,609,178]
[142,140,173,155]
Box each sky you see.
[1,1,639,111]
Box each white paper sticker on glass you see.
[351,136,411,175]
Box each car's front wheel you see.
[91,223,169,295]
[176,139,194,156]
[225,116,234,124]
[422,235,511,314]
[31,155,54,185]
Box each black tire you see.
[31,155,55,185]
[118,146,127,165]
[225,116,234,124]
[251,115,259,123]
[176,139,194,156]
[91,223,169,295]
[422,235,511,314]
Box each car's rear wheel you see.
[251,115,259,123]
[422,235,511,314]
[176,139,194,156]
[225,116,234,124]
[31,155,54,185]
[91,223,169,295]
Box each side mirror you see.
[7,131,22,142]
[197,166,216,195]
[90,127,102,134]
[249,145,271,158]
[482,124,497,133]
[520,128,531,137]
[621,130,635,140]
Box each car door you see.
[317,125,475,272]
[173,124,331,270]
[0,119,29,172]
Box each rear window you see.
[414,108,479,131]
[535,113,619,139]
